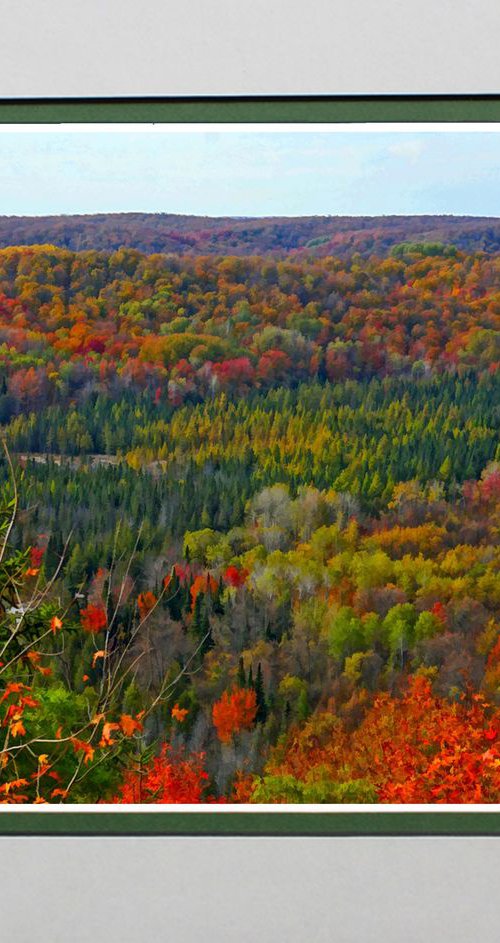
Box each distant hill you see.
[1,213,500,257]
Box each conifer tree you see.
[254,662,268,724]
[237,656,246,689]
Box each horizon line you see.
[1,211,500,221]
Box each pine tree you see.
[190,592,205,639]
[254,662,267,724]
[166,568,183,621]
[190,593,213,654]
[237,656,246,689]
[213,575,225,616]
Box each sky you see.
[1,127,500,217]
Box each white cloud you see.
[387,139,426,162]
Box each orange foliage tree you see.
[113,745,212,803]
[190,572,218,610]
[347,677,500,803]
[137,591,157,620]
[212,688,257,743]
[253,676,500,803]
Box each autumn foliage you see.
[3,230,500,804]
[137,591,157,620]
[351,678,500,803]
[80,604,107,633]
[258,676,500,803]
[223,566,248,588]
[190,573,218,609]
[212,688,258,743]
[113,745,211,803]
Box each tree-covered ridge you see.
[0,213,500,257]
[1,244,500,428]
[0,238,500,803]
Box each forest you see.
[1,230,500,803]
[2,211,500,257]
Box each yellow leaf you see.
[10,718,26,738]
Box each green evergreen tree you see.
[237,656,246,689]
[254,662,268,724]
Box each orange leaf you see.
[1,682,26,702]
[26,651,41,665]
[71,738,95,765]
[19,694,39,709]
[0,778,28,794]
[37,666,52,677]
[10,718,26,738]
[3,703,21,725]
[171,704,189,723]
[50,616,63,633]
[119,714,143,737]
[51,788,69,799]
[99,722,120,747]
[91,649,107,669]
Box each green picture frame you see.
[1,94,499,836]
[0,811,500,836]
[0,95,499,124]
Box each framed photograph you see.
[1,97,500,844]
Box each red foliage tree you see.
[212,357,255,394]
[212,688,257,743]
[430,601,448,627]
[223,565,248,588]
[113,745,211,803]
[80,604,107,634]
[256,349,293,386]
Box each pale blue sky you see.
[1,130,500,217]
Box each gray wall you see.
[0,0,499,97]
[1,837,499,942]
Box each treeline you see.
[0,213,500,257]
